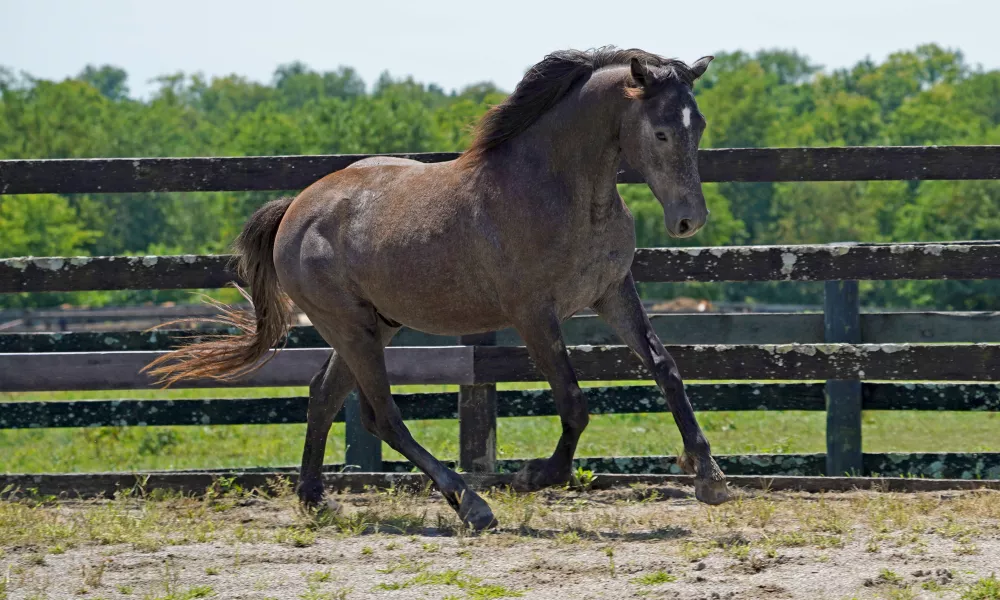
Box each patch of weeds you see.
[680,541,712,561]
[145,585,215,600]
[82,560,109,588]
[373,569,522,598]
[421,542,440,553]
[883,587,917,600]
[467,585,523,599]
[766,531,807,548]
[812,534,844,549]
[749,498,777,528]
[486,488,538,532]
[117,585,134,595]
[961,574,1000,600]
[204,567,219,576]
[554,531,581,545]
[603,547,616,578]
[232,524,264,543]
[955,540,980,555]
[922,580,944,592]
[300,583,350,600]
[936,516,980,540]
[878,569,904,586]
[631,571,677,586]
[376,557,429,575]
[275,527,316,548]
[306,571,333,584]
[571,467,596,491]
[361,546,374,556]
[386,541,399,551]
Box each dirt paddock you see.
[1,480,999,600]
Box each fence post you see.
[345,390,382,472]
[458,332,498,473]
[824,280,863,476]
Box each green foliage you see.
[2,44,999,309]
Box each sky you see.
[2,0,998,97]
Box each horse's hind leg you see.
[316,310,497,531]
[509,309,590,492]
[297,322,399,507]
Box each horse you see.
[146,47,730,530]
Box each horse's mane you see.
[464,46,694,160]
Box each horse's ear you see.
[691,55,714,80]
[630,57,652,88]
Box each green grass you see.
[632,570,678,586]
[1,383,998,473]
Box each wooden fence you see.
[2,146,1000,486]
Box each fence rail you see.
[3,146,1000,195]
[2,144,999,486]
[4,241,1000,293]
[4,311,1000,353]
[2,344,998,392]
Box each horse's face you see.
[620,56,713,238]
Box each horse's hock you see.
[2,145,1000,496]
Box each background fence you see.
[2,146,1000,485]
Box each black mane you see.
[465,46,694,158]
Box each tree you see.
[77,65,129,101]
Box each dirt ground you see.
[1,480,999,600]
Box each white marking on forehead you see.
[681,106,692,129]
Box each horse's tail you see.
[144,196,295,386]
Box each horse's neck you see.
[505,71,627,218]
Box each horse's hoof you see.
[694,476,732,505]
[458,490,498,531]
[510,458,568,493]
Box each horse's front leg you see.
[510,309,590,492]
[592,274,730,505]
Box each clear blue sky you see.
[3,0,997,97]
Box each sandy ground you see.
[2,482,999,599]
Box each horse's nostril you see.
[678,219,693,235]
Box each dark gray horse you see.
[147,47,730,530]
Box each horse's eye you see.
[655,131,668,141]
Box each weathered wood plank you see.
[2,343,998,392]
[7,312,1000,354]
[0,347,475,391]
[0,255,235,293]
[861,312,1000,343]
[3,147,999,196]
[458,332,498,473]
[864,383,1000,411]
[475,343,1000,383]
[3,465,999,499]
[0,313,821,353]
[631,241,1000,282]
[6,242,1000,293]
[0,153,462,195]
[825,281,863,476]
[344,391,382,472]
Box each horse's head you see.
[619,56,713,238]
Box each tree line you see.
[2,45,999,309]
